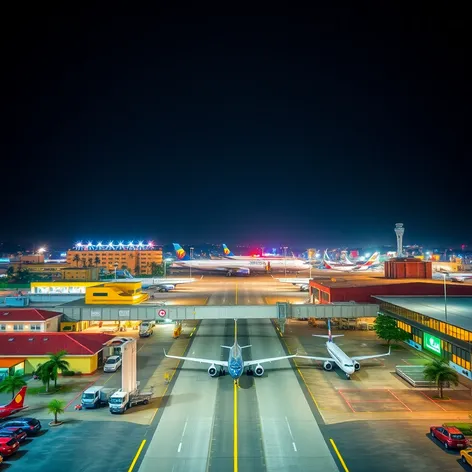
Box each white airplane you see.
[222,244,296,260]
[164,319,295,382]
[296,319,391,379]
[323,252,380,272]
[433,271,472,283]
[171,244,310,275]
[104,271,197,290]
[278,278,310,291]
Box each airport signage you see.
[91,310,101,319]
[118,310,130,318]
[158,309,167,318]
[405,339,422,351]
[449,361,472,380]
[423,333,441,356]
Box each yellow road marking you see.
[128,439,146,472]
[234,380,239,472]
[329,438,349,472]
[235,282,238,305]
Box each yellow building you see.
[67,244,162,275]
[0,332,116,374]
[85,281,149,304]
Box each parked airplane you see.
[222,244,296,259]
[277,278,310,291]
[164,319,295,382]
[323,252,380,272]
[296,320,390,379]
[102,271,197,290]
[433,271,472,283]
[0,387,28,419]
[172,244,310,275]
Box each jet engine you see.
[208,364,218,377]
[354,362,360,371]
[323,361,333,371]
[254,365,264,376]
[159,284,175,292]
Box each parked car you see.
[104,355,122,373]
[0,427,27,443]
[1,418,42,436]
[460,448,472,465]
[430,425,469,449]
[0,436,20,457]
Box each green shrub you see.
[75,371,82,376]
[62,370,75,377]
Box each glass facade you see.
[379,300,472,371]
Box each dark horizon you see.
[2,8,469,248]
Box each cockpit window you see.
[344,364,353,367]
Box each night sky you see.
[2,8,469,249]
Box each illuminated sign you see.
[423,333,441,356]
[74,241,156,250]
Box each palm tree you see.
[87,257,93,267]
[35,362,54,393]
[0,372,26,399]
[47,350,70,389]
[73,254,80,267]
[423,358,459,399]
[81,257,87,268]
[94,256,101,267]
[47,399,66,425]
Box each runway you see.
[138,318,339,472]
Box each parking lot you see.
[0,321,198,471]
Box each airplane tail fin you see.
[173,243,190,261]
[6,386,27,409]
[357,252,380,270]
[312,319,344,342]
[222,244,234,257]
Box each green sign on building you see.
[424,332,442,356]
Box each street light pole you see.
[442,273,448,322]
[190,247,194,279]
[283,246,288,277]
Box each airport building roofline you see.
[373,295,472,331]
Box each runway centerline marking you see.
[234,380,239,472]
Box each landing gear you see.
[345,374,351,380]
[219,368,226,376]
[246,368,254,376]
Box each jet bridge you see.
[56,302,379,325]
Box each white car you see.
[104,355,122,373]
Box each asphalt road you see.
[0,324,182,472]
[137,318,340,472]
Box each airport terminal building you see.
[374,296,472,379]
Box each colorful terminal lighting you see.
[74,241,156,250]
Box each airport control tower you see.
[394,223,405,257]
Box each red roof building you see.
[309,277,472,304]
[0,333,115,356]
[0,333,116,374]
[0,308,63,333]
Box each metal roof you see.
[373,296,472,331]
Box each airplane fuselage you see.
[326,341,355,376]
[228,344,244,379]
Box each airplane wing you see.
[295,354,334,362]
[351,347,391,362]
[243,354,296,367]
[164,349,228,367]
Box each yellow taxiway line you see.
[329,438,349,472]
[234,380,239,472]
[235,282,238,305]
[128,439,146,472]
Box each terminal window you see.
[92,293,108,297]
